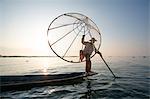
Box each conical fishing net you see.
[47,13,101,63]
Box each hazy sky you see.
[0,0,149,56]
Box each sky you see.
[0,0,149,56]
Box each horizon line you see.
[0,55,149,58]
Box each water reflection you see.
[83,76,115,99]
[42,63,49,75]
[85,79,92,99]
[81,79,92,99]
[46,88,56,94]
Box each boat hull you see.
[0,72,85,92]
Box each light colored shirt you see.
[83,42,95,55]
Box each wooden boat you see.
[0,72,97,92]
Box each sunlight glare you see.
[42,62,49,75]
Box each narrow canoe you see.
[0,72,97,92]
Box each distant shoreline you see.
[0,56,78,58]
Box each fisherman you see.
[80,35,102,75]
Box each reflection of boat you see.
[0,72,97,92]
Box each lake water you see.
[0,56,149,99]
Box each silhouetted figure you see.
[81,35,101,74]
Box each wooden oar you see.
[97,51,116,78]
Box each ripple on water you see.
[0,56,149,98]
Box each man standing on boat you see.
[80,35,102,74]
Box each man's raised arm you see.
[81,35,85,45]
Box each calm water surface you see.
[0,56,149,99]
